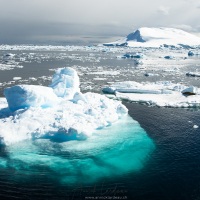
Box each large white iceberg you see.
[103,81,200,108]
[104,27,200,47]
[0,67,128,145]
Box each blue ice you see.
[0,115,155,185]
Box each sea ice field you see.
[0,43,200,199]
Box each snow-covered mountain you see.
[103,27,200,47]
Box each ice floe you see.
[186,72,200,77]
[0,63,23,71]
[103,81,200,108]
[13,77,22,81]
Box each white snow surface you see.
[0,67,128,145]
[104,27,200,47]
[103,81,200,107]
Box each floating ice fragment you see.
[164,55,174,59]
[103,81,200,107]
[144,73,159,77]
[13,77,22,81]
[181,86,198,95]
[186,72,200,77]
[188,51,194,56]
[193,125,199,129]
[3,53,15,60]
[134,59,144,65]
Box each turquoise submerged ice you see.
[0,115,154,184]
[0,67,154,184]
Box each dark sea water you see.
[124,103,200,200]
[0,49,200,199]
[0,103,200,200]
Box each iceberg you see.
[103,81,200,108]
[103,27,200,47]
[0,67,128,145]
[0,67,155,184]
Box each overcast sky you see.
[0,0,200,44]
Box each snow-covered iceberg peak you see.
[50,67,80,99]
[104,27,200,47]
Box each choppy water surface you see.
[0,47,200,199]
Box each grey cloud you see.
[0,0,199,44]
[170,24,196,32]
[157,6,170,15]
[0,19,129,44]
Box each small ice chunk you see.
[186,72,200,77]
[3,53,15,60]
[188,51,194,56]
[29,77,37,81]
[144,73,158,77]
[193,125,199,129]
[181,86,198,95]
[13,77,22,81]
[164,55,174,59]
[135,59,143,65]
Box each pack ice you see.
[0,67,128,145]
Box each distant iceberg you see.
[0,67,128,145]
[103,27,200,47]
